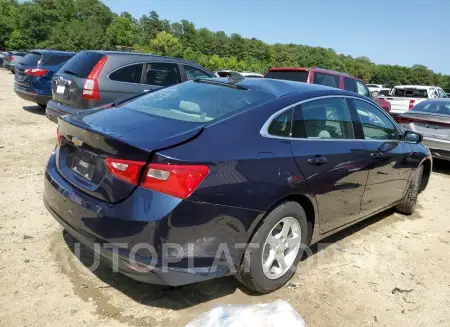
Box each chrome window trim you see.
[183,64,214,78]
[260,95,402,141]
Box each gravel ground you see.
[1,68,449,327]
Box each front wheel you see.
[396,165,424,215]
[236,201,308,294]
[38,104,47,109]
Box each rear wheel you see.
[396,165,424,215]
[236,201,308,293]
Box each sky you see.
[102,0,450,75]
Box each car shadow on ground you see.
[61,206,402,309]
[23,105,45,115]
[306,208,395,257]
[62,231,243,310]
[432,159,450,176]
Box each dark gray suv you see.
[46,51,214,122]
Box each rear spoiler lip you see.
[58,113,206,155]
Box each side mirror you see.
[404,130,423,144]
[371,91,379,97]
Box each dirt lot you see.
[1,68,450,327]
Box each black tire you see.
[396,165,424,215]
[236,201,309,294]
[38,104,46,109]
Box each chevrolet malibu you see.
[44,77,432,293]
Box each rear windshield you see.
[411,100,450,115]
[20,53,41,65]
[40,54,74,66]
[61,52,104,78]
[393,88,429,98]
[125,80,276,123]
[20,53,74,66]
[265,71,308,83]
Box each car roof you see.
[81,50,205,67]
[29,49,77,55]
[203,77,361,98]
[268,67,354,77]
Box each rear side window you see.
[61,52,104,78]
[265,71,308,83]
[125,80,276,123]
[393,88,428,98]
[268,109,292,137]
[109,64,143,84]
[438,89,447,98]
[144,62,181,87]
[293,97,354,139]
[313,73,339,88]
[20,53,41,66]
[40,54,74,66]
[411,100,450,115]
[343,77,357,93]
[184,65,212,80]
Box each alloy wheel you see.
[261,217,301,279]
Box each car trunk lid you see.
[56,106,204,203]
[398,113,450,140]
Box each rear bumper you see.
[43,151,258,285]
[14,86,52,105]
[46,100,84,123]
[422,138,450,161]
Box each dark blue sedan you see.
[43,77,432,293]
[15,50,76,108]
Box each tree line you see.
[1,0,449,91]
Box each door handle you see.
[307,157,328,165]
[370,152,383,158]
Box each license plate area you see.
[16,74,27,82]
[71,156,95,180]
[56,84,66,95]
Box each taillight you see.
[82,55,108,101]
[408,100,415,110]
[56,127,61,146]
[104,158,145,185]
[8,56,13,61]
[24,68,48,77]
[141,163,210,199]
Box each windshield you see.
[125,80,276,123]
[392,88,428,98]
[411,100,450,115]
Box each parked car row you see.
[4,48,435,293]
[14,50,76,108]
[378,85,448,116]
[264,67,392,112]
[1,51,27,73]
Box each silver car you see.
[397,98,450,160]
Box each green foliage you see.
[149,31,182,57]
[105,14,137,49]
[1,0,449,91]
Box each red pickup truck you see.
[265,67,391,113]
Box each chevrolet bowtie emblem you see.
[72,136,83,147]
